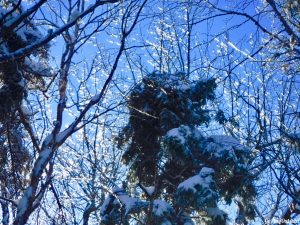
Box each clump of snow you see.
[91,93,100,102]
[205,135,245,160]
[112,187,138,215]
[166,127,188,145]
[21,104,34,117]
[206,207,226,220]
[210,135,243,150]
[166,125,201,145]
[24,58,53,77]
[152,199,173,217]
[142,185,155,196]
[0,6,7,15]
[178,167,215,193]
[200,167,215,176]
[101,186,147,216]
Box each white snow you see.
[16,187,33,216]
[205,135,245,159]
[163,73,190,91]
[32,147,52,176]
[2,5,43,42]
[117,194,137,214]
[210,135,243,150]
[16,26,28,42]
[147,73,190,92]
[111,186,140,215]
[24,57,53,77]
[152,199,173,217]
[101,186,148,217]
[200,167,215,176]
[0,7,7,15]
[206,207,226,220]
[143,185,155,196]
[166,125,192,145]
[55,126,73,143]
[21,104,34,116]
[166,128,186,144]
[91,94,100,102]
[166,126,202,146]
[177,167,214,193]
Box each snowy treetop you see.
[142,72,190,91]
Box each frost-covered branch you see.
[0,0,120,62]
[12,1,147,224]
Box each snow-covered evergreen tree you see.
[101,72,256,224]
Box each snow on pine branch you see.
[100,186,148,223]
[177,167,215,194]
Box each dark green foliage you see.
[119,72,217,185]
